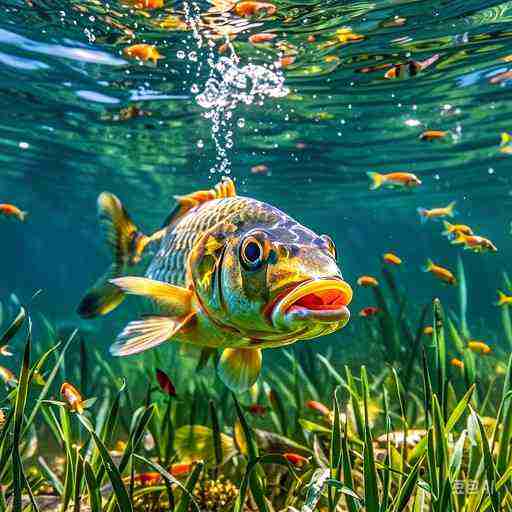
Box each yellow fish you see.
[77,179,353,391]
[451,234,497,253]
[468,340,492,355]
[442,221,473,238]
[417,202,456,223]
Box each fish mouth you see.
[271,278,353,329]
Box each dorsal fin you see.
[162,178,237,228]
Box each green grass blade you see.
[446,384,475,433]
[209,399,222,479]
[83,459,102,512]
[457,256,469,338]
[175,460,203,512]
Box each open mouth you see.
[271,278,353,328]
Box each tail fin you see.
[446,201,457,218]
[417,207,429,223]
[367,172,384,190]
[77,192,150,319]
[496,290,508,307]
[19,211,28,222]
[422,259,434,273]
[442,220,453,236]
[501,132,512,146]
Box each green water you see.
[0,0,512,358]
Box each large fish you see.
[77,178,353,391]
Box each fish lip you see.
[271,277,353,328]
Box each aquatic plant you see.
[0,277,511,511]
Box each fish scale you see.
[146,196,265,286]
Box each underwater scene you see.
[2,0,512,509]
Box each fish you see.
[249,33,277,45]
[500,132,512,154]
[496,290,512,307]
[0,346,12,356]
[419,130,447,141]
[383,253,402,266]
[276,56,295,68]
[60,382,85,414]
[0,204,27,222]
[451,234,497,253]
[283,453,309,467]
[247,404,267,416]
[123,44,164,64]
[450,357,464,369]
[251,164,269,175]
[384,54,439,79]
[357,275,379,287]
[423,326,433,335]
[359,307,380,317]
[367,172,421,190]
[417,201,456,223]
[422,259,457,285]
[77,178,353,392]
[0,366,16,386]
[468,340,492,355]
[233,1,277,17]
[305,400,331,417]
[156,368,177,396]
[0,409,4,429]
[442,221,473,238]
[335,27,364,44]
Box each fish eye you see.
[321,234,337,260]
[240,236,264,270]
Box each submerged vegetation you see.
[0,261,512,511]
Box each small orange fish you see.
[359,307,380,317]
[251,164,269,175]
[423,326,433,335]
[383,253,402,266]
[234,1,277,17]
[367,172,421,190]
[451,234,497,253]
[357,275,379,287]
[133,472,161,486]
[307,35,316,43]
[335,27,364,44]
[124,44,164,64]
[422,259,456,285]
[0,409,5,429]
[417,202,456,223]
[490,70,512,84]
[496,290,512,307]
[0,346,12,356]
[468,341,492,355]
[283,453,309,467]
[249,33,277,45]
[0,366,16,385]
[384,54,439,80]
[276,56,295,68]
[0,204,27,222]
[60,382,85,414]
[450,358,464,369]
[305,400,331,417]
[248,404,267,416]
[419,130,447,141]
[442,221,473,238]
[170,463,193,477]
[130,0,163,8]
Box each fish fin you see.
[19,211,28,222]
[218,348,262,392]
[110,314,194,356]
[446,201,457,218]
[98,192,152,267]
[451,234,466,245]
[417,208,428,223]
[441,220,452,236]
[109,277,192,316]
[77,264,126,319]
[165,178,237,227]
[367,172,383,190]
[422,259,434,273]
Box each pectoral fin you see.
[110,277,192,316]
[218,348,262,392]
[110,314,194,356]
